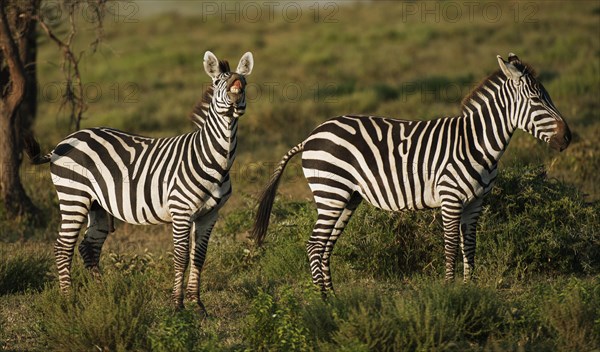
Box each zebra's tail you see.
[252,141,305,246]
[23,132,52,165]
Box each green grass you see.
[1,1,599,351]
[1,167,599,350]
[0,244,53,295]
[36,273,159,351]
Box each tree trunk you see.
[0,104,36,217]
[0,1,38,219]
[15,4,38,170]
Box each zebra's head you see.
[497,53,571,152]
[203,51,254,119]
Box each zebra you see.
[25,51,254,312]
[252,53,571,292]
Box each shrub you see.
[148,308,205,352]
[253,201,316,285]
[243,286,311,352]
[0,244,53,294]
[36,271,160,351]
[478,165,600,279]
[338,207,442,279]
[326,282,509,352]
[540,278,600,351]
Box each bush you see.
[36,271,160,351]
[0,244,53,294]
[478,165,600,279]
[240,278,599,352]
[243,286,312,352]
[148,308,204,352]
[540,278,600,351]
[324,282,509,352]
[254,201,316,285]
[338,207,442,279]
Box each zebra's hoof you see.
[197,301,208,319]
[173,299,185,312]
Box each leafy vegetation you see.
[36,272,158,351]
[4,166,596,351]
[0,244,52,295]
[244,287,311,352]
[1,1,599,351]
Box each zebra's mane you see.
[189,60,231,128]
[460,62,536,109]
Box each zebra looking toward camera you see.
[26,51,254,313]
[252,53,571,292]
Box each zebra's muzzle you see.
[227,79,245,106]
[230,80,242,94]
[549,122,571,152]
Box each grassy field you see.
[1,1,599,351]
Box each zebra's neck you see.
[459,77,517,168]
[195,104,238,172]
[190,86,214,129]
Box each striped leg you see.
[322,193,362,292]
[171,216,192,309]
[186,211,218,315]
[460,198,483,282]
[307,212,334,292]
[441,200,463,282]
[56,203,89,293]
[78,202,111,279]
[307,189,353,292]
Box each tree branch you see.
[35,9,86,131]
[35,1,106,131]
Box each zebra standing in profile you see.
[253,53,571,292]
[26,51,254,312]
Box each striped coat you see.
[253,53,571,292]
[27,51,254,312]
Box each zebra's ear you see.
[204,51,221,79]
[236,52,253,76]
[497,54,522,82]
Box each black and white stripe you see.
[29,51,254,311]
[253,53,571,292]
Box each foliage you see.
[36,270,160,351]
[325,283,509,352]
[243,286,312,352]
[338,206,442,279]
[539,278,600,351]
[148,308,206,352]
[478,165,600,279]
[0,244,52,294]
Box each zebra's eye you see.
[526,88,540,100]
